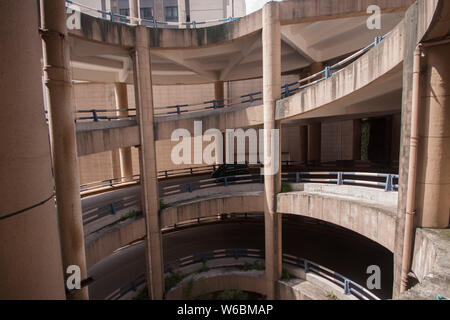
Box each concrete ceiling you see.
[69,12,405,85]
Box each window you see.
[165,6,178,21]
[140,7,154,20]
[119,8,129,23]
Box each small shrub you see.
[183,279,194,299]
[165,272,186,291]
[132,287,148,300]
[281,183,293,193]
[327,292,339,300]
[216,290,248,300]
[241,260,265,271]
[119,210,142,222]
[195,262,210,274]
[282,269,292,280]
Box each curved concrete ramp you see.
[277,184,398,252]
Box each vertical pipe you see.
[40,0,88,300]
[400,45,421,293]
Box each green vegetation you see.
[160,198,169,210]
[119,210,142,222]
[326,292,339,300]
[240,260,265,271]
[183,279,194,299]
[281,183,293,193]
[165,272,186,292]
[216,290,248,300]
[195,262,210,274]
[282,269,293,280]
[132,287,148,300]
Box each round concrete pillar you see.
[416,44,450,228]
[133,26,164,300]
[0,0,65,299]
[129,0,140,25]
[262,1,282,300]
[114,83,133,182]
[307,123,322,164]
[41,0,88,300]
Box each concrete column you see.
[154,0,164,22]
[129,0,140,25]
[40,0,88,300]
[0,0,65,300]
[111,149,122,179]
[215,81,225,105]
[352,119,362,160]
[115,83,133,181]
[133,26,164,300]
[415,44,450,228]
[262,2,282,300]
[299,125,308,164]
[307,123,321,164]
[310,62,324,82]
[177,0,187,23]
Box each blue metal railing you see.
[73,33,388,121]
[107,248,380,300]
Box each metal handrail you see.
[66,0,391,120]
[108,248,380,300]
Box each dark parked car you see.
[211,163,250,180]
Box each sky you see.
[245,0,283,15]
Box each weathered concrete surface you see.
[277,184,397,252]
[76,123,139,156]
[276,21,405,121]
[399,229,450,300]
[394,0,445,298]
[155,103,263,141]
[161,191,264,228]
[69,0,413,49]
[165,268,267,299]
[165,264,360,300]
[85,216,145,269]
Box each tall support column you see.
[40,0,88,300]
[262,2,282,300]
[352,119,362,160]
[307,123,321,164]
[133,26,164,300]
[129,0,140,25]
[177,0,187,24]
[115,83,133,181]
[299,125,308,164]
[154,0,164,22]
[415,44,450,228]
[310,62,324,82]
[215,81,225,103]
[0,0,65,299]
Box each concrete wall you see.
[277,184,398,251]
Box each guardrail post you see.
[92,109,99,122]
[259,174,263,184]
[224,177,228,187]
[344,279,351,295]
[109,12,115,22]
[284,84,290,96]
[165,170,168,179]
[190,168,193,175]
[305,261,310,273]
[374,36,382,45]
[337,172,344,185]
[176,105,181,115]
[385,174,394,192]
[296,172,301,183]
[110,203,116,215]
[324,66,332,79]
[188,183,193,193]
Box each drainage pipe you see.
[400,45,422,293]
